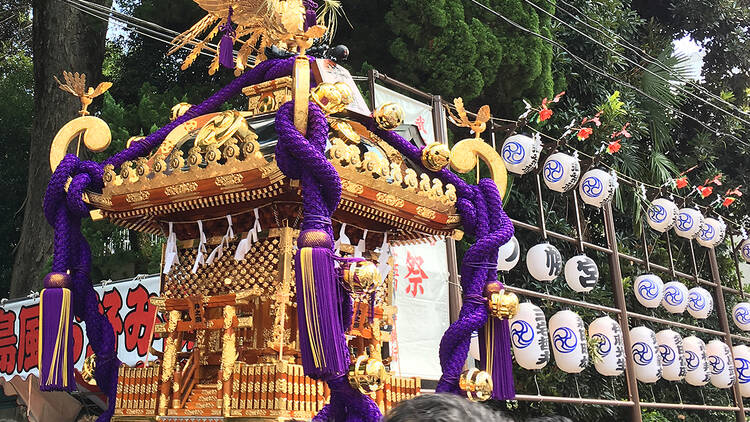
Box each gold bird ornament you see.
[54,71,112,116]
[446,98,491,139]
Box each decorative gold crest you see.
[459,368,493,402]
[446,97,490,139]
[54,71,112,116]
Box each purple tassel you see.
[479,317,515,400]
[39,286,75,392]
[294,246,350,378]
[219,7,236,69]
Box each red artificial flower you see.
[704,173,723,186]
[726,186,743,197]
[552,91,566,102]
[538,107,553,122]
[675,176,689,189]
[577,127,594,140]
[607,139,622,154]
[611,123,632,139]
[723,197,737,207]
[697,185,713,198]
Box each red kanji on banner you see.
[0,309,17,374]
[404,251,427,298]
[415,115,426,134]
[99,289,124,350]
[123,285,157,355]
[72,318,85,363]
[17,305,38,373]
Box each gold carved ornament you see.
[348,354,387,394]
[459,368,493,402]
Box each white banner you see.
[391,240,450,379]
[374,84,436,144]
[0,275,162,381]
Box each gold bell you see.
[459,368,493,402]
[373,102,404,130]
[342,261,383,293]
[348,355,387,394]
[487,282,519,319]
[421,142,451,172]
[81,354,96,385]
[311,82,350,114]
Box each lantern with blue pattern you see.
[630,326,662,383]
[509,302,550,370]
[733,345,750,397]
[633,274,664,308]
[656,329,685,382]
[733,302,750,331]
[661,281,688,314]
[684,336,710,386]
[578,169,616,208]
[548,310,588,373]
[588,316,625,377]
[542,152,580,193]
[646,198,679,233]
[706,340,735,389]
[687,287,713,320]
[501,134,542,175]
[740,239,750,264]
[674,208,705,239]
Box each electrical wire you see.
[467,0,750,150]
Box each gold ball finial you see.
[342,261,383,293]
[421,143,451,172]
[81,354,97,385]
[348,355,387,394]
[488,289,520,320]
[373,102,404,130]
[310,82,351,114]
[459,368,493,402]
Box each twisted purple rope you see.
[366,123,515,398]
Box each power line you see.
[467,0,750,150]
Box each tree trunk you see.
[10,0,111,297]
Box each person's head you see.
[382,393,512,422]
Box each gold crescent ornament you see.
[450,138,508,198]
[50,116,112,173]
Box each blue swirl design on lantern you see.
[708,355,725,375]
[632,342,654,365]
[663,285,684,307]
[735,358,750,384]
[592,333,611,357]
[502,141,526,165]
[735,305,750,325]
[688,292,706,311]
[638,278,659,301]
[659,344,676,365]
[510,320,534,349]
[676,212,694,232]
[544,159,564,183]
[553,327,577,354]
[581,176,604,198]
[742,244,750,260]
[685,350,699,370]
[699,223,716,241]
[648,204,667,224]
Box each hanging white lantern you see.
[674,208,705,239]
[497,236,520,272]
[733,345,750,397]
[548,310,588,374]
[733,302,750,331]
[696,217,726,248]
[683,336,710,386]
[687,287,713,320]
[633,274,664,308]
[526,243,563,281]
[542,152,581,193]
[501,134,542,175]
[706,340,735,389]
[630,326,662,383]
[578,169,616,208]
[661,281,688,314]
[740,239,750,264]
[509,302,550,370]
[564,255,599,293]
[655,330,685,382]
[646,198,679,233]
[588,316,625,377]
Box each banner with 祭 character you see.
[0,275,161,381]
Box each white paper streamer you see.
[207,215,234,265]
[334,223,350,255]
[377,232,391,282]
[234,208,261,261]
[191,220,207,273]
[163,222,179,274]
[354,229,368,258]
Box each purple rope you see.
[303,0,318,30]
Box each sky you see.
[673,35,705,81]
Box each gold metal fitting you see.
[81,354,97,385]
[459,368,493,402]
[194,110,250,151]
[171,102,192,121]
[488,289,519,320]
[310,82,351,114]
[373,102,404,130]
[421,143,451,172]
[348,355,387,394]
[126,136,145,149]
[342,261,383,293]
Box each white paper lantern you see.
[509,302,550,370]
[502,134,542,175]
[674,208,705,239]
[646,198,679,233]
[683,336,710,386]
[633,274,664,308]
[687,287,713,320]
[630,326,662,383]
[661,281,688,314]
[578,169,616,208]
[548,310,588,374]
[706,340,735,389]
[655,330,685,382]
[589,316,625,377]
[542,152,581,193]
[564,255,599,293]
[526,243,563,281]
[740,239,750,264]
[497,236,521,272]
[696,217,726,248]
[733,345,750,397]
[733,302,750,331]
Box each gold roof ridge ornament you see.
[446,98,508,198]
[54,71,113,117]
